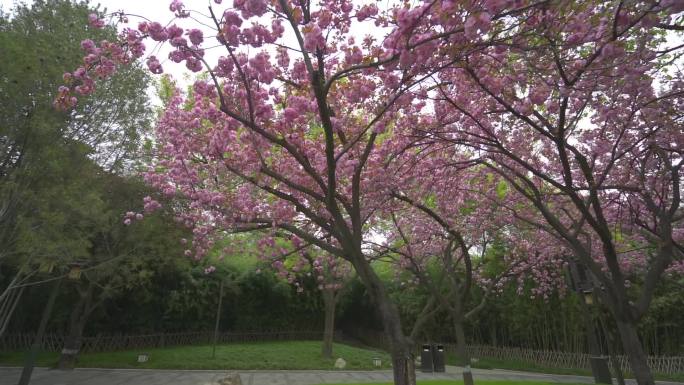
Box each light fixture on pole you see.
[583,288,594,305]
[67,262,85,280]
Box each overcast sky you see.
[0,0,220,84]
[1,0,386,79]
[2,0,256,110]
[1,0,165,17]
[4,0,680,94]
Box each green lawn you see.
[449,354,591,376]
[0,341,390,370]
[3,342,681,382]
[446,354,684,382]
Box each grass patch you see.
[0,340,390,370]
[446,353,684,382]
[450,354,590,376]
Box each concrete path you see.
[0,366,681,385]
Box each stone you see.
[217,373,242,385]
[334,357,347,369]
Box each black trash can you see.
[432,344,445,372]
[420,344,433,372]
[590,356,612,384]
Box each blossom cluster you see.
[58,0,683,314]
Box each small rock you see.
[334,357,347,369]
[217,373,242,385]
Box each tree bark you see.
[57,306,87,370]
[380,300,415,385]
[0,285,24,337]
[350,255,416,385]
[390,342,415,385]
[57,321,85,370]
[454,320,474,385]
[18,278,62,385]
[321,288,336,358]
[57,284,93,370]
[615,319,653,385]
[581,303,601,357]
[599,315,625,385]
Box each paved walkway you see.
[0,366,681,385]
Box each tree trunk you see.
[599,316,625,385]
[57,284,93,370]
[615,319,653,385]
[18,278,62,385]
[379,298,415,385]
[406,350,416,385]
[0,285,24,337]
[390,342,415,385]
[581,302,601,356]
[321,288,336,358]
[454,320,474,385]
[350,255,416,385]
[57,315,86,370]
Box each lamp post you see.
[211,278,225,359]
[567,259,611,385]
[582,289,594,306]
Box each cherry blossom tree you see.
[55,1,469,383]
[56,1,682,384]
[377,157,567,384]
[386,2,684,383]
[256,235,353,358]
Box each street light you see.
[67,265,82,280]
[582,288,594,305]
[566,259,611,385]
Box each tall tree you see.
[56,1,683,384]
[379,161,565,384]
[257,237,353,358]
[56,173,189,369]
[0,0,152,300]
[57,2,453,384]
[389,2,683,384]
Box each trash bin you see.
[420,344,433,372]
[589,356,612,384]
[432,344,445,372]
